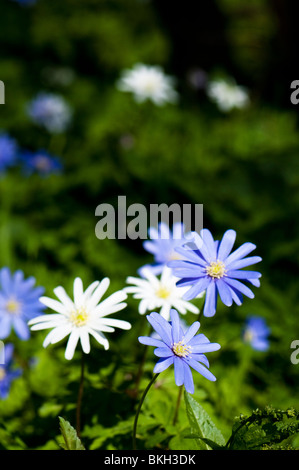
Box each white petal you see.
[53,286,75,310]
[99,318,131,330]
[28,313,65,325]
[86,278,110,310]
[88,329,109,350]
[79,329,91,354]
[39,296,68,315]
[43,325,72,347]
[65,330,80,360]
[82,281,100,302]
[73,278,84,307]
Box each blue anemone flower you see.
[20,149,63,176]
[243,316,270,351]
[0,268,45,340]
[138,309,220,393]
[0,133,17,173]
[140,222,193,276]
[168,228,262,317]
[0,344,22,399]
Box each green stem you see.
[132,373,160,450]
[76,352,85,439]
[172,385,183,425]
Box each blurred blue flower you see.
[0,133,17,173]
[10,0,37,5]
[0,268,45,340]
[138,309,220,393]
[0,343,22,399]
[20,149,63,176]
[169,229,262,317]
[243,316,270,351]
[140,222,193,276]
[27,92,72,133]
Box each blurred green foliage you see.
[0,0,299,450]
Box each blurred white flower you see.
[124,266,201,320]
[116,63,178,106]
[206,78,249,112]
[28,277,131,360]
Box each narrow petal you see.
[100,318,131,330]
[39,296,68,315]
[200,229,217,261]
[191,342,221,353]
[225,242,257,266]
[73,278,84,306]
[138,336,166,348]
[53,286,74,310]
[187,358,217,381]
[170,309,181,343]
[217,229,236,261]
[227,270,261,280]
[217,279,233,307]
[182,361,194,394]
[203,281,217,317]
[224,278,255,299]
[43,324,71,346]
[227,256,262,270]
[173,356,184,386]
[147,312,173,346]
[182,321,200,344]
[65,330,80,360]
[183,277,211,301]
[153,356,174,373]
[88,329,109,350]
[86,278,110,310]
[154,346,172,357]
[80,329,91,354]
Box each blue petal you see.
[147,312,173,346]
[224,242,256,266]
[138,336,166,348]
[187,357,217,381]
[173,356,184,386]
[217,229,236,261]
[199,229,217,262]
[203,281,217,317]
[183,276,210,301]
[224,278,255,299]
[182,321,200,344]
[170,309,181,343]
[154,346,172,357]
[217,279,233,307]
[153,356,174,373]
[182,361,194,394]
[226,256,262,270]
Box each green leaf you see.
[184,392,226,450]
[58,417,85,450]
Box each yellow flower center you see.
[69,308,89,327]
[6,299,21,315]
[172,341,191,358]
[156,285,171,300]
[206,260,227,279]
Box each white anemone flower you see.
[124,266,201,320]
[28,277,131,360]
[206,78,249,112]
[116,63,178,106]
